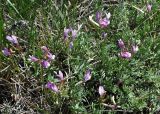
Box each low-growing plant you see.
[0,0,160,113]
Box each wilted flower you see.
[99,18,110,28]
[46,52,55,60]
[119,51,132,59]
[41,46,49,53]
[84,69,91,82]
[64,28,70,40]
[46,82,59,93]
[6,35,18,44]
[118,39,125,49]
[98,86,106,97]
[131,45,138,53]
[2,48,11,56]
[56,70,64,81]
[147,4,152,12]
[41,60,50,68]
[28,55,39,62]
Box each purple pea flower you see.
[84,69,91,82]
[131,45,138,53]
[147,4,152,12]
[41,60,50,68]
[56,70,64,81]
[2,48,11,56]
[46,82,59,93]
[64,28,70,40]
[99,18,110,28]
[98,86,106,97]
[119,51,132,59]
[28,55,39,62]
[6,35,18,44]
[46,52,55,61]
[118,39,125,49]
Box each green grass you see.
[1,0,160,113]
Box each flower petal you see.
[57,70,64,81]
[28,55,39,62]
[84,69,91,82]
[41,60,50,68]
[6,35,18,44]
[119,51,132,59]
[118,39,125,49]
[64,28,70,40]
[46,82,59,93]
[2,48,11,56]
[98,86,106,96]
[99,18,110,28]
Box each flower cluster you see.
[28,46,55,68]
[117,39,139,59]
[96,12,111,28]
[45,70,64,93]
[2,35,19,56]
[2,5,151,104]
[89,11,111,28]
[63,28,78,48]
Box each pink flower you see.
[84,69,91,82]
[147,4,152,12]
[98,86,106,97]
[46,82,59,93]
[6,35,18,44]
[119,51,132,59]
[28,55,39,62]
[56,70,64,81]
[99,18,110,28]
[118,39,125,49]
[41,60,50,68]
[2,48,11,56]
[96,12,111,28]
[46,52,55,61]
[131,45,138,53]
